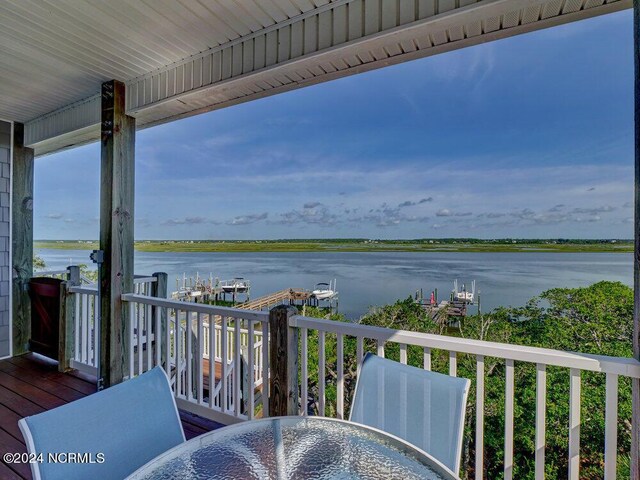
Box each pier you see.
[237,288,311,311]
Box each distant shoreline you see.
[34,239,633,254]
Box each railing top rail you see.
[290,315,640,378]
[134,275,157,283]
[33,269,68,276]
[68,285,98,295]
[122,293,269,323]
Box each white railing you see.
[67,275,158,376]
[121,294,269,425]
[33,269,69,279]
[67,285,99,375]
[288,315,640,480]
[203,322,264,388]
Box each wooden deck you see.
[0,354,224,480]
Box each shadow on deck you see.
[0,353,224,480]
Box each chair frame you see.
[19,367,185,480]
[349,352,470,475]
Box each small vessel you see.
[312,279,337,300]
[453,279,475,303]
[221,277,250,293]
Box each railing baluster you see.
[137,300,143,375]
[301,328,308,416]
[356,336,364,375]
[248,321,255,420]
[92,294,98,366]
[176,310,182,398]
[504,359,514,480]
[197,312,203,404]
[399,343,407,364]
[604,373,618,480]
[186,311,193,400]
[423,347,431,371]
[128,301,135,377]
[146,303,152,371]
[337,333,344,419]
[377,339,384,358]
[221,317,228,412]
[449,351,457,377]
[234,317,241,417]
[74,293,80,363]
[164,308,171,377]
[82,294,89,364]
[261,320,269,416]
[155,306,161,367]
[319,330,326,416]
[535,363,546,480]
[476,355,484,480]
[209,315,215,408]
[568,368,581,480]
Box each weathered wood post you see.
[634,2,640,478]
[99,80,135,388]
[11,122,34,355]
[633,2,640,477]
[268,305,299,417]
[58,266,80,372]
[152,272,168,367]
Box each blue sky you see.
[35,10,634,240]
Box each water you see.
[36,249,633,320]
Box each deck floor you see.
[0,354,224,480]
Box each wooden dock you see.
[422,300,468,326]
[237,288,311,311]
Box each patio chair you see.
[350,353,470,475]
[19,366,185,480]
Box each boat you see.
[453,279,475,303]
[220,277,250,293]
[312,279,337,300]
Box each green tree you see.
[301,282,634,479]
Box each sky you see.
[35,10,634,240]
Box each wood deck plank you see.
[6,356,96,395]
[0,460,24,480]
[0,404,25,443]
[0,362,87,403]
[0,354,224,480]
[0,384,44,418]
[0,429,30,479]
[0,372,66,411]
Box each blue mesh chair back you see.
[350,353,470,475]
[19,366,185,480]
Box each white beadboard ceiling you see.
[0,0,630,155]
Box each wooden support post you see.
[99,80,135,388]
[634,2,640,477]
[152,272,168,369]
[268,304,299,417]
[11,123,34,356]
[58,266,80,372]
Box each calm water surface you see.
[36,250,632,320]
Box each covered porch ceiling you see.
[0,0,631,156]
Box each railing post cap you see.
[269,304,297,315]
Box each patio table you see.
[126,416,459,480]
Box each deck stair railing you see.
[63,271,159,376]
[121,293,269,425]
[116,296,640,479]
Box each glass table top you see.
[127,416,458,480]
